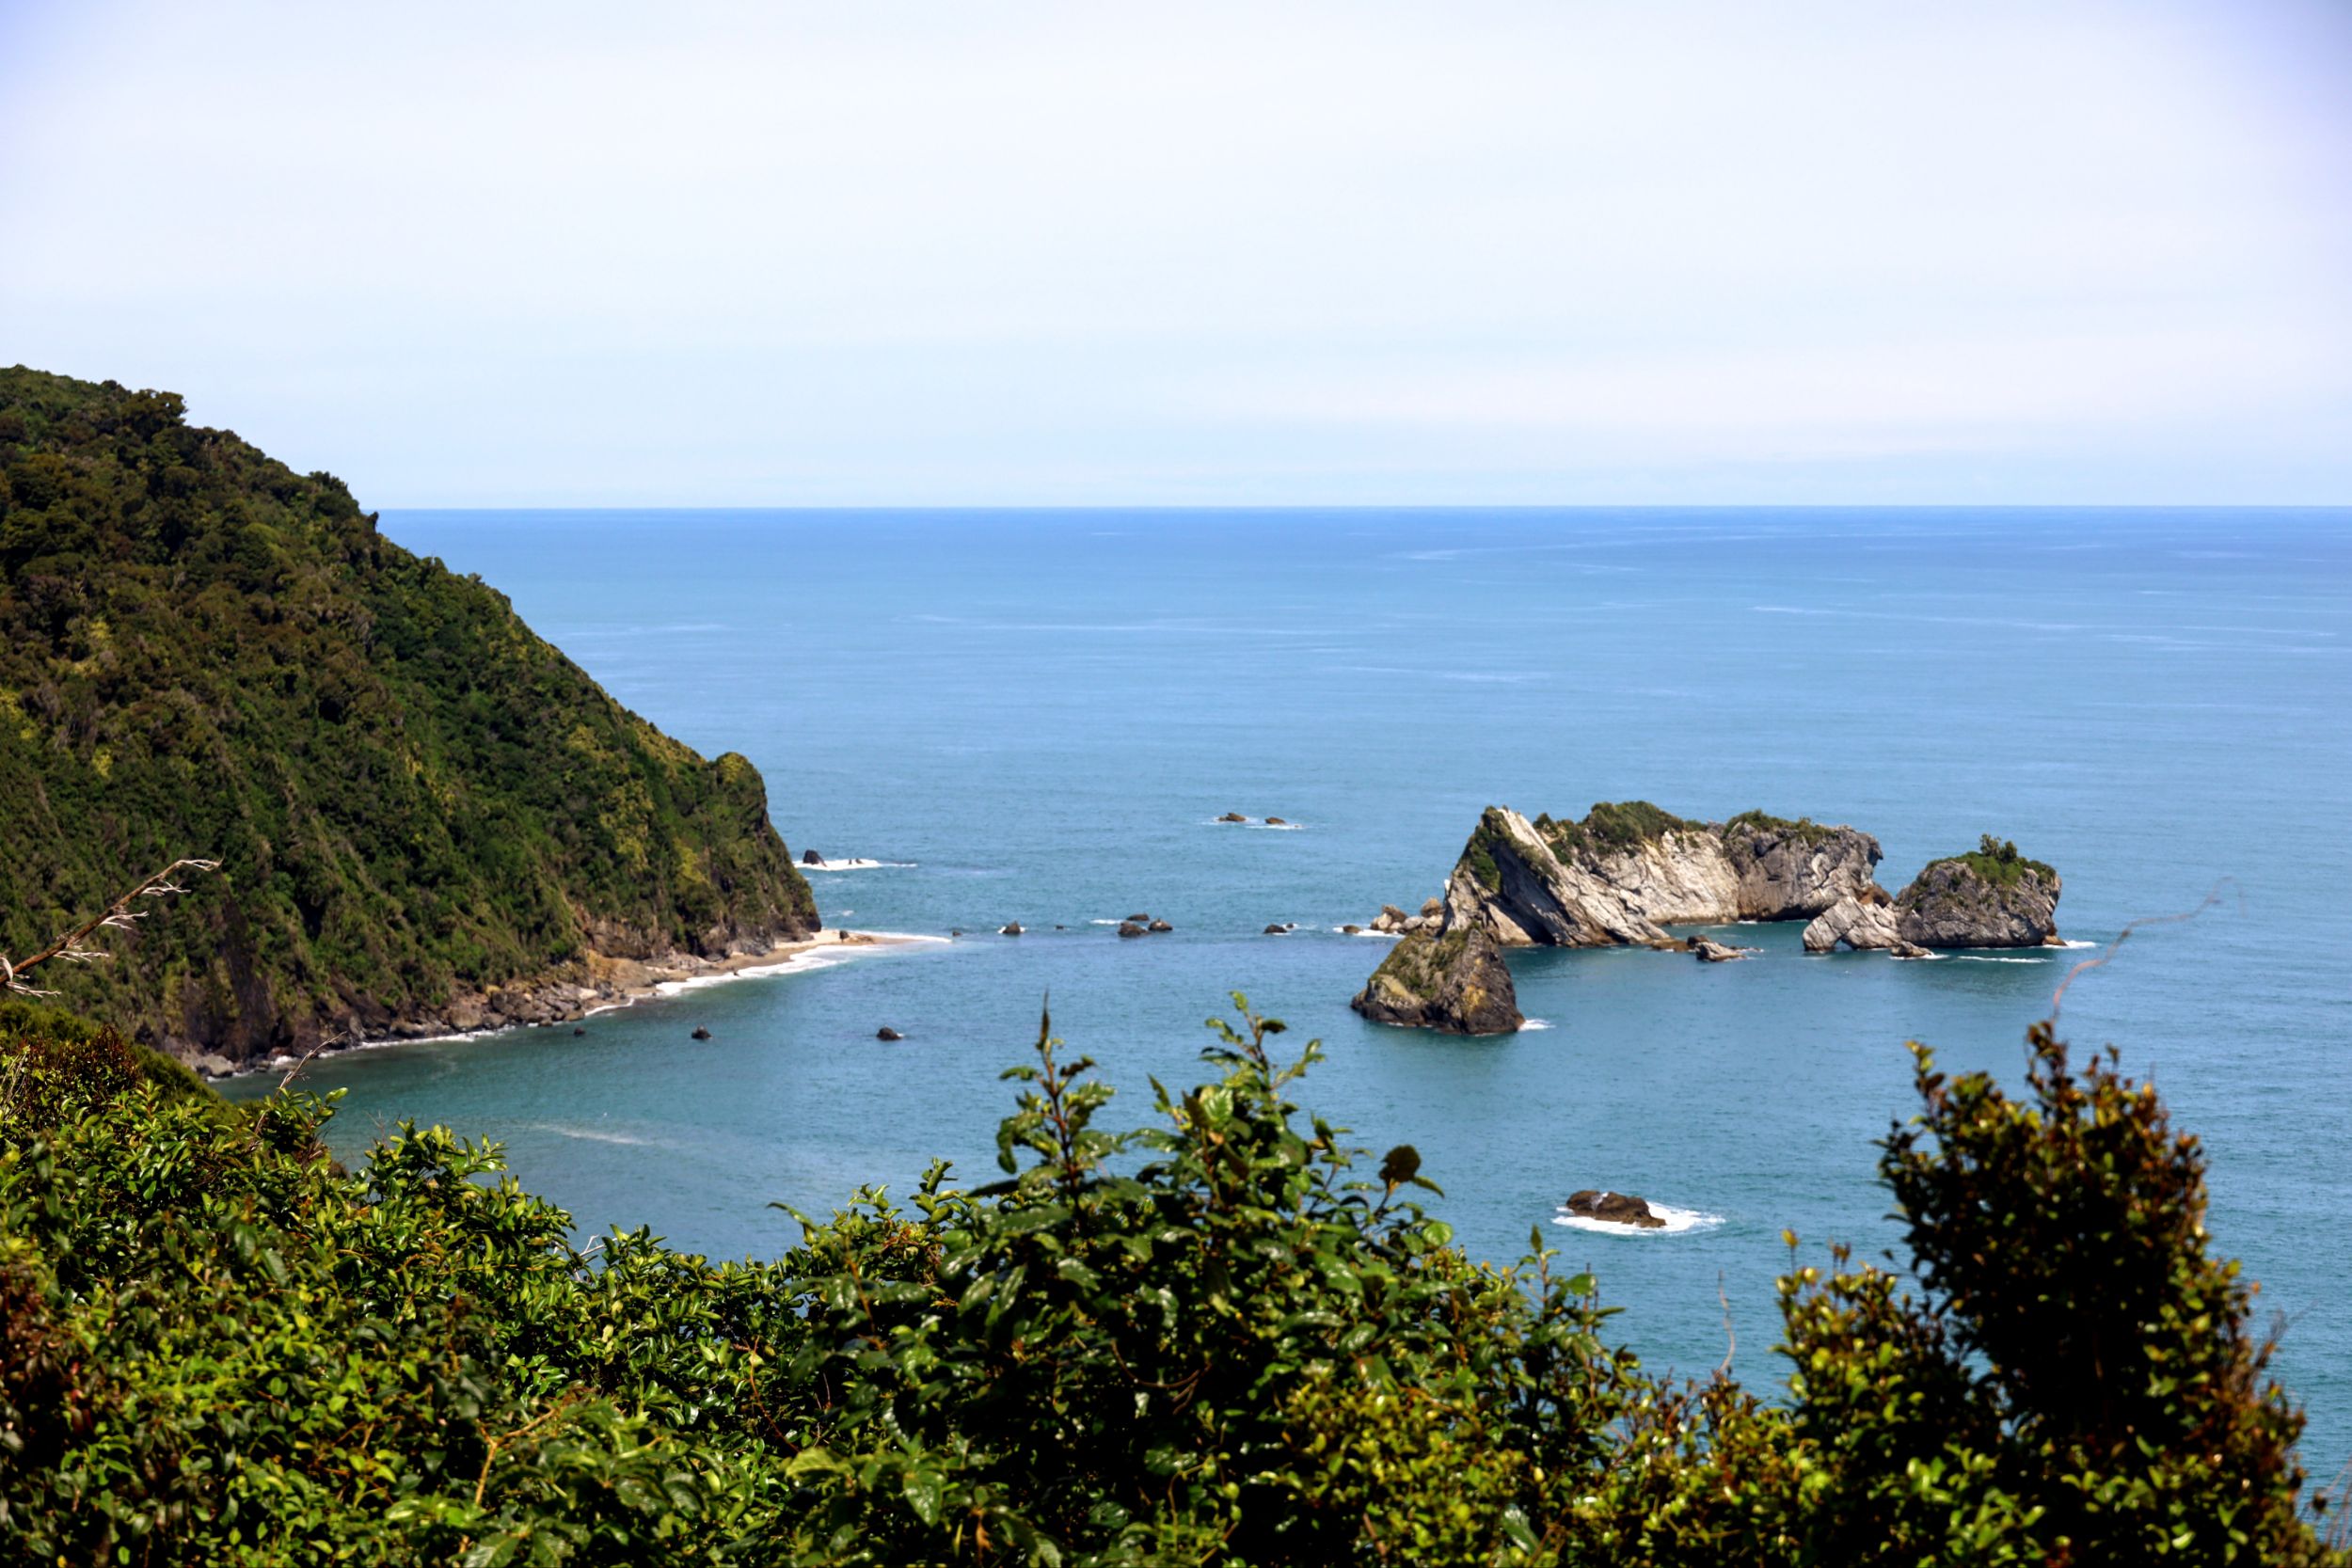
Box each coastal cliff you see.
[0,368,818,1067]
[1440,803,1882,948]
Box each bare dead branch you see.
[2049,878,2239,1023]
[3,858,220,997]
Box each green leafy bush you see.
[1,1000,2338,1564]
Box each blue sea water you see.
[230,507,2352,1468]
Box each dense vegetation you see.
[3,993,2337,1565]
[1531,801,1691,859]
[1921,833,2058,888]
[0,369,816,1064]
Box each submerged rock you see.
[691,1026,711,1040]
[1895,842,2061,949]
[1126,912,1152,923]
[1350,926,1523,1035]
[1563,1189,1666,1228]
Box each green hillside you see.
[0,368,816,1065]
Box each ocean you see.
[226,507,2352,1467]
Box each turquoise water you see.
[231,508,2352,1467]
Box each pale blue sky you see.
[5,1,2348,505]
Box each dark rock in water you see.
[572,1026,586,1036]
[1217,812,1248,823]
[803,848,823,865]
[1117,921,1148,939]
[1054,924,1066,929]
[1264,816,1287,826]
[1690,937,1755,963]
[1350,926,1523,1035]
[1341,924,1363,935]
[1564,1189,1666,1228]
[691,1026,711,1040]
[1895,842,2061,948]
[877,1026,903,1041]
[949,928,964,937]
[1126,912,1152,923]
[1148,919,1172,933]
[1000,921,1024,936]
[1263,924,1289,935]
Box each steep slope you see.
[0,368,817,1064]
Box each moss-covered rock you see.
[1350,926,1523,1035]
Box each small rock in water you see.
[802,848,823,865]
[1149,919,1173,933]
[1000,921,1024,936]
[1564,1189,1666,1229]
[1263,924,1289,935]
[877,1026,903,1041]
[691,1027,712,1040]
[572,1026,586,1036]
[1341,924,1363,935]
[1690,937,1755,963]
[1126,912,1152,923]
[1217,812,1248,823]
[1117,921,1148,939]
[1264,816,1287,826]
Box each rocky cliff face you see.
[1350,926,1523,1035]
[1895,851,2062,949]
[1440,804,1883,948]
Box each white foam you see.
[1552,1201,1723,1237]
[1518,1019,1555,1032]
[801,859,914,871]
[1336,927,1404,939]
[1956,956,2048,965]
[646,932,947,999]
[2058,939,2102,950]
[527,1121,660,1148]
[1250,820,1304,831]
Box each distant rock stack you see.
[1894,842,2062,948]
[1439,803,1883,948]
[1350,927,1523,1035]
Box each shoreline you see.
[215,928,940,1080]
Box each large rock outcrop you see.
[1894,841,2062,949]
[1350,926,1523,1035]
[1440,803,1883,948]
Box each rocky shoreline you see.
[199,929,919,1078]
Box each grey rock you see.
[1443,804,1884,950]
[1895,851,2061,948]
[1802,891,1902,953]
[1690,937,1755,962]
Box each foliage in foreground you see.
[0,996,2339,1566]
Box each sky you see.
[4,0,2349,506]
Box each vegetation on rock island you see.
[2,991,2338,1565]
[0,369,817,1065]
[1923,833,2060,889]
